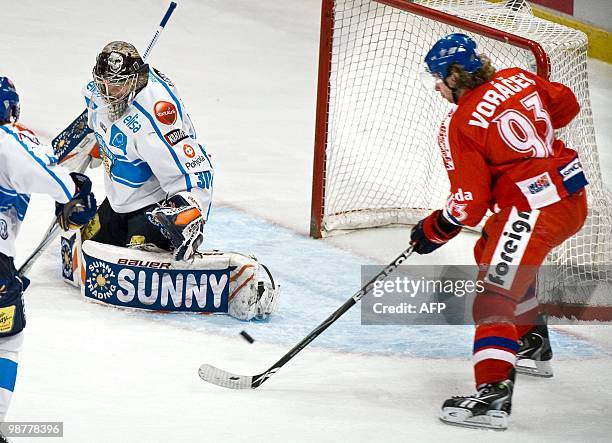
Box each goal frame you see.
[310,0,551,239]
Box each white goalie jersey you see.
[82,68,213,217]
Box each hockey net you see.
[311,0,612,319]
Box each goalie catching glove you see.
[146,192,205,261]
[55,172,97,231]
[410,209,461,254]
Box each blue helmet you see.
[424,33,482,80]
[0,77,20,123]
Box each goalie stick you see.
[198,246,415,389]
[18,1,178,277]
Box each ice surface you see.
[2,0,611,442]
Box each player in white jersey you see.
[82,41,213,261]
[0,76,96,424]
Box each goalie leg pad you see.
[75,241,280,320]
[227,261,280,321]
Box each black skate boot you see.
[439,379,513,430]
[516,322,553,378]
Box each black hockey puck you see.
[240,330,255,344]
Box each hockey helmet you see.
[93,41,149,104]
[424,33,482,80]
[0,76,20,123]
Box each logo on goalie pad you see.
[83,254,231,313]
[61,234,77,280]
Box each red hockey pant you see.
[471,190,587,386]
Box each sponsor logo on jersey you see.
[164,128,188,146]
[0,219,8,240]
[527,173,551,195]
[559,158,583,180]
[110,125,128,155]
[183,144,196,158]
[558,157,587,194]
[83,254,230,313]
[516,172,560,208]
[184,155,207,170]
[438,110,455,170]
[154,101,178,125]
[452,188,473,201]
[123,113,142,133]
[484,208,539,291]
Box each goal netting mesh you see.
[314,0,612,316]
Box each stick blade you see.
[198,364,254,390]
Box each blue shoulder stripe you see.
[149,69,183,121]
[0,126,73,201]
[132,101,192,191]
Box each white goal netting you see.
[315,0,612,313]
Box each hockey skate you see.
[516,324,553,378]
[439,379,513,430]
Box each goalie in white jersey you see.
[0,76,96,423]
[82,41,213,261]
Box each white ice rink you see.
[2,0,612,442]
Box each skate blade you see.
[516,359,553,378]
[439,407,508,430]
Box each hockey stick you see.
[18,2,178,277]
[51,1,178,163]
[198,245,415,389]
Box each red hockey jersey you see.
[437,67,587,227]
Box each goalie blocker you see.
[60,233,279,321]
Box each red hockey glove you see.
[410,210,461,254]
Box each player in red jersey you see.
[410,34,588,430]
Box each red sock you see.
[473,323,518,387]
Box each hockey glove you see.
[55,172,97,231]
[146,192,204,261]
[410,210,461,254]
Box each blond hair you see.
[450,54,497,90]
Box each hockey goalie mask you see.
[93,41,149,120]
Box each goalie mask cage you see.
[310,0,612,320]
